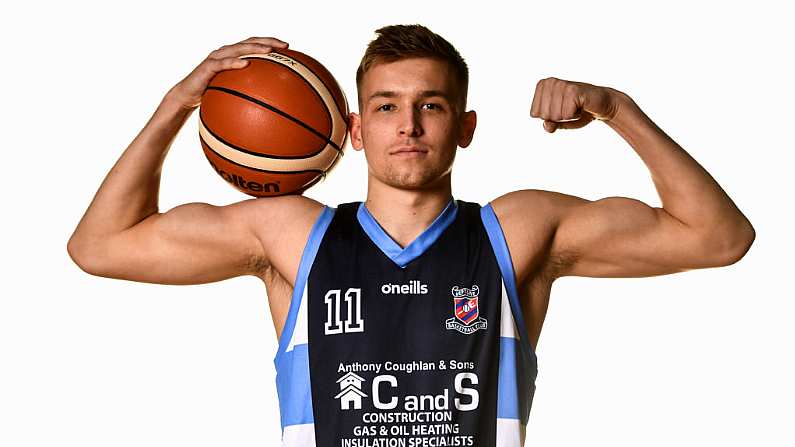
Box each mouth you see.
[391,146,429,156]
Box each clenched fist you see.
[530,77,625,133]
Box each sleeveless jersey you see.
[273,198,538,446]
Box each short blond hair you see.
[356,24,469,113]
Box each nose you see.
[398,107,423,137]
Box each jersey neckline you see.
[356,198,458,269]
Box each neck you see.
[364,174,453,249]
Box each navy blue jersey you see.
[273,198,537,446]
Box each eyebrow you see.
[366,90,452,103]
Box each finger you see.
[229,57,250,69]
[556,115,595,130]
[541,79,555,120]
[550,84,564,122]
[543,120,557,133]
[207,56,251,74]
[530,80,543,117]
[561,84,581,121]
[209,43,275,60]
[241,36,289,48]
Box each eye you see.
[421,103,443,111]
[376,104,395,112]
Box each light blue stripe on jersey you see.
[497,337,521,419]
[483,202,538,425]
[273,205,335,430]
[357,198,458,268]
[480,203,537,361]
[274,344,313,429]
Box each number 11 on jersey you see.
[324,288,364,335]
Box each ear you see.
[457,110,477,148]
[349,112,363,151]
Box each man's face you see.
[349,57,476,191]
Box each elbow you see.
[716,221,756,266]
[67,235,107,276]
[690,218,755,268]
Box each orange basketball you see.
[199,48,348,197]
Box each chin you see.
[383,169,446,190]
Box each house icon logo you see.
[334,372,368,410]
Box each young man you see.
[68,25,754,446]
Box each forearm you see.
[604,90,754,244]
[70,90,194,244]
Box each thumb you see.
[552,114,595,131]
[543,120,558,133]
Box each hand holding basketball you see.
[530,77,624,133]
[168,36,290,109]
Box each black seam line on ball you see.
[199,112,329,160]
[205,85,341,152]
[200,135,325,175]
[243,56,335,141]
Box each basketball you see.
[198,48,348,197]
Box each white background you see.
[2,0,792,446]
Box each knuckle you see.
[565,84,578,96]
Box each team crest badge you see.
[445,285,488,334]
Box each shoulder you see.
[226,195,328,285]
[489,189,561,218]
[226,194,327,232]
[487,189,573,283]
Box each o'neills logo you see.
[381,280,428,295]
[445,285,488,335]
[209,162,280,193]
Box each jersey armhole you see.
[273,205,336,367]
[480,203,538,362]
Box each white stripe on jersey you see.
[281,422,316,446]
